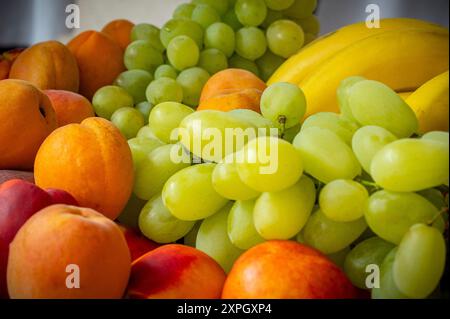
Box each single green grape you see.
[261,9,284,29]
[319,179,369,222]
[266,19,305,58]
[196,203,244,273]
[136,125,160,140]
[228,54,260,76]
[115,69,153,104]
[191,4,221,29]
[265,0,294,11]
[135,101,153,123]
[92,85,134,120]
[256,50,285,81]
[146,77,184,105]
[228,200,265,249]
[183,221,202,247]
[172,3,196,19]
[228,109,276,133]
[254,175,315,239]
[162,163,230,221]
[154,64,178,80]
[337,76,366,121]
[297,14,320,36]
[111,107,145,139]
[160,18,204,48]
[130,23,165,52]
[204,22,235,57]
[167,35,200,71]
[235,0,268,27]
[133,144,191,200]
[198,48,229,75]
[260,82,307,129]
[422,131,449,145]
[235,26,267,60]
[176,67,210,107]
[117,193,147,229]
[127,136,164,168]
[148,101,194,144]
[222,9,243,31]
[283,0,317,19]
[124,40,164,73]
[418,188,448,211]
[282,123,301,143]
[192,0,229,16]
[139,194,195,244]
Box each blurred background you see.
[0,0,449,50]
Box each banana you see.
[398,91,414,100]
[406,71,449,133]
[268,18,449,85]
[300,28,449,117]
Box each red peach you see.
[118,224,160,261]
[46,188,79,206]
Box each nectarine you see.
[45,90,95,126]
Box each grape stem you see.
[278,115,287,139]
[355,178,382,192]
[428,207,449,225]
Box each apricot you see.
[222,241,358,299]
[102,19,135,50]
[68,31,125,100]
[199,68,267,103]
[34,117,134,220]
[7,205,131,299]
[198,88,263,112]
[0,57,10,80]
[45,90,95,127]
[127,244,226,299]
[0,79,57,170]
[9,41,79,92]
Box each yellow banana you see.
[300,28,449,117]
[406,71,449,133]
[268,18,448,85]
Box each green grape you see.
[261,9,284,29]
[343,237,395,289]
[146,77,184,105]
[236,136,304,192]
[265,0,294,10]
[92,86,134,120]
[282,123,301,143]
[348,80,419,138]
[204,22,235,57]
[222,9,243,31]
[351,125,398,173]
[422,131,449,145]
[135,101,153,124]
[198,48,228,75]
[393,224,446,299]
[167,35,200,71]
[303,32,316,45]
[256,50,285,81]
[137,125,160,140]
[260,82,306,129]
[235,0,268,27]
[196,204,244,272]
[115,70,153,104]
[178,110,256,163]
[228,200,265,249]
[212,153,261,200]
[148,101,194,143]
[303,209,367,254]
[266,19,305,58]
[371,139,449,192]
[235,27,267,60]
[337,76,366,121]
[134,144,190,200]
[117,193,147,229]
[301,112,359,146]
[162,163,230,221]
[418,188,447,211]
[293,127,362,183]
[283,0,317,19]
[111,107,145,139]
[139,194,195,244]
[160,19,204,48]
[364,190,439,244]
[297,15,320,36]
[228,54,260,76]
[326,247,351,269]
[254,175,315,239]
[184,221,201,247]
[319,179,369,222]
[124,40,164,73]
[228,109,276,132]
[176,67,210,106]
[154,64,178,80]
[128,136,164,168]
[130,23,165,52]
[173,3,196,19]
[192,4,221,29]
[371,248,409,299]
[192,0,229,16]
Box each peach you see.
[7,205,131,299]
[102,19,135,50]
[0,79,57,170]
[222,240,358,299]
[118,225,160,261]
[127,244,226,299]
[68,31,125,100]
[197,88,263,112]
[45,90,95,127]
[0,48,25,80]
[9,41,79,92]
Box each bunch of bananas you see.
[268,18,449,133]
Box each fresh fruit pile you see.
[0,0,449,301]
